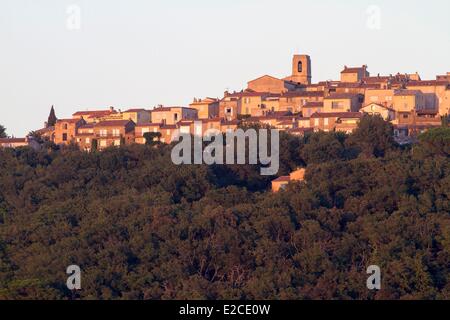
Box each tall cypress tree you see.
[47,105,57,127]
[0,125,7,138]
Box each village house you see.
[93,120,136,150]
[360,103,396,121]
[75,123,95,151]
[340,65,370,83]
[151,106,198,125]
[0,137,39,149]
[272,168,306,193]
[302,102,324,117]
[405,80,450,116]
[310,112,362,133]
[323,93,364,113]
[134,123,165,144]
[393,90,426,112]
[54,118,86,145]
[364,88,396,107]
[247,75,297,94]
[159,125,179,144]
[279,91,324,113]
[72,107,118,123]
[189,98,220,119]
[121,108,151,124]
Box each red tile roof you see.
[73,110,116,117]
[394,90,422,96]
[341,66,367,74]
[303,102,324,107]
[324,93,360,100]
[136,123,162,128]
[0,138,27,143]
[281,91,324,98]
[57,118,85,124]
[407,80,448,87]
[95,120,134,127]
[311,112,363,119]
[272,176,291,183]
[124,108,147,113]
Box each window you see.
[324,118,329,126]
[99,129,107,137]
[112,129,120,137]
[298,61,303,73]
[314,118,319,126]
[142,128,150,134]
[226,108,232,114]
[100,140,107,147]
[85,138,90,143]
[63,124,68,130]
[174,113,178,121]
[332,101,344,109]
[62,133,67,141]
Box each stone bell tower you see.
[290,54,311,85]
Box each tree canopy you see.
[0,116,448,300]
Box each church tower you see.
[290,54,311,85]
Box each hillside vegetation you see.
[0,117,449,300]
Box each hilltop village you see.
[1,55,449,150]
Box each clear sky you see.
[1,0,449,136]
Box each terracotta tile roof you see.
[336,82,380,89]
[281,91,324,98]
[341,66,367,74]
[57,118,84,124]
[95,120,134,127]
[324,93,360,100]
[311,112,363,119]
[277,120,295,125]
[303,102,324,107]
[124,108,147,113]
[137,123,163,127]
[272,176,291,183]
[79,124,95,129]
[35,126,54,134]
[152,106,197,112]
[161,125,177,130]
[407,80,448,87]
[177,121,194,126]
[221,120,240,125]
[73,110,116,117]
[226,91,270,98]
[0,138,27,143]
[394,90,422,96]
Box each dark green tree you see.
[414,127,450,158]
[346,115,396,158]
[144,132,162,146]
[301,131,349,164]
[91,139,98,151]
[0,125,7,138]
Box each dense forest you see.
[0,116,449,300]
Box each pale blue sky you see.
[1,0,449,136]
